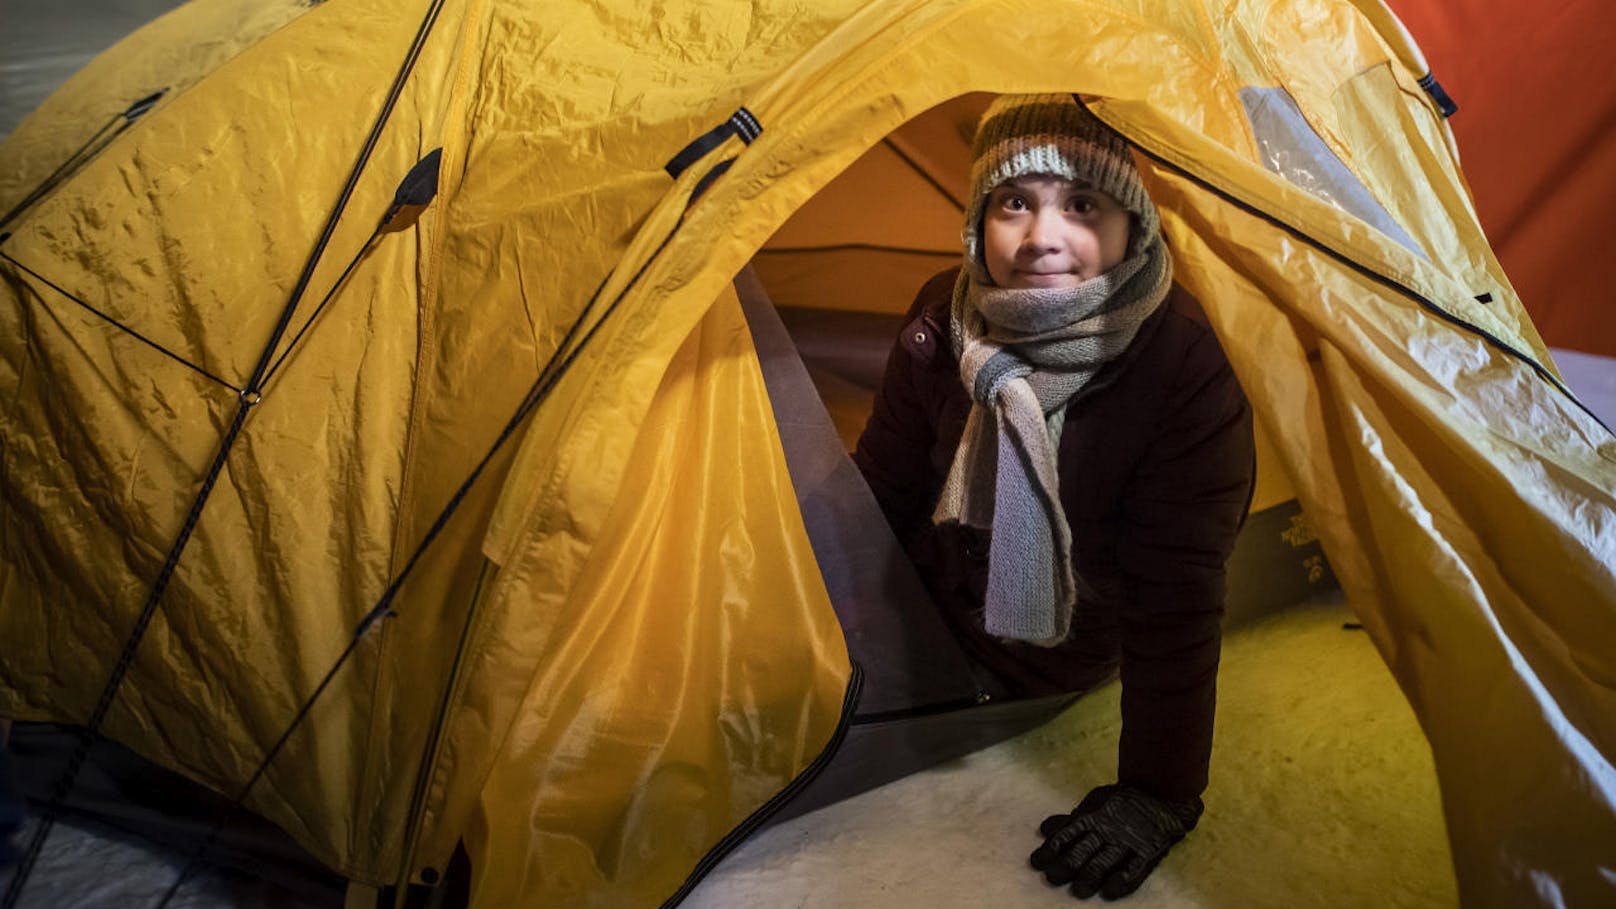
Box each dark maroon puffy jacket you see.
[853,267,1256,802]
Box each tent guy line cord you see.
[0,249,244,393]
[157,151,738,906]
[0,0,450,905]
[3,152,425,398]
[0,117,119,232]
[265,148,449,391]
[1082,98,1615,441]
[0,89,165,234]
[261,224,385,388]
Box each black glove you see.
[1029,784,1203,900]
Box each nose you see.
[1024,206,1064,252]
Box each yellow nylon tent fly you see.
[0,0,1612,907]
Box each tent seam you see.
[379,0,493,884]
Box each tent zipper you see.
[658,661,865,908]
[849,690,994,727]
[389,559,495,902]
[1087,98,1614,440]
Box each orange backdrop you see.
[1387,0,1616,357]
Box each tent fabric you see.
[1,0,1613,907]
[448,282,851,907]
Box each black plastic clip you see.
[381,148,443,232]
[124,88,168,122]
[665,107,762,179]
[1417,72,1458,118]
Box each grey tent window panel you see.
[1239,85,1427,259]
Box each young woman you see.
[853,94,1256,900]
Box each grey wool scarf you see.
[934,237,1172,646]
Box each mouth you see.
[1013,270,1079,288]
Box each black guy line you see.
[0,119,121,233]
[0,249,242,393]
[261,224,384,388]
[0,89,166,234]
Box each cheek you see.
[981,220,1019,282]
[1096,215,1131,271]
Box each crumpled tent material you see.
[0,0,1611,907]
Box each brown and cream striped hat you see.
[963,94,1159,280]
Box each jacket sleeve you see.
[851,273,954,546]
[1115,323,1255,803]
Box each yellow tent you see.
[1,0,1611,906]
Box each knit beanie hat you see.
[963,94,1160,283]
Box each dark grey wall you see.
[0,0,184,138]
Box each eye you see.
[1067,195,1098,215]
[998,192,1029,212]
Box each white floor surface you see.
[686,598,1456,909]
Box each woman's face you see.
[980,175,1131,289]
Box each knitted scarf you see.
[933,236,1172,646]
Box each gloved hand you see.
[1029,783,1203,900]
